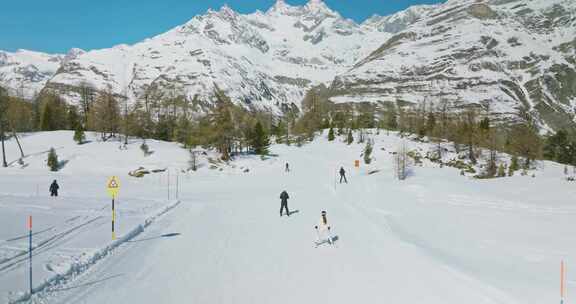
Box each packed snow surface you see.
[0,131,575,303]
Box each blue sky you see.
[0,0,443,54]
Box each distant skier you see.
[339,167,348,184]
[315,211,333,246]
[49,180,59,197]
[279,190,290,217]
[285,162,290,172]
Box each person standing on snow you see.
[339,167,348,184]
[315,211,333,246]
[49,180,60,197]
[280,190,290,217]
[285,162,290,172]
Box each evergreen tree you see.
[39,94,68,131]
[363,141,373,164]
[73,125,86,144]
[328,127,335,141]
[47,148,59,171]
[251,121,270,155]
[346,129,354,145]
[508,155,519,176]
[543,130,573,164]
[497,163,506,177]
[479,117,490,132]
[386,106,398,130]
[40,101,54,131]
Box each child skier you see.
[314,211,333,246]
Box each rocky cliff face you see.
[330,0,576,131]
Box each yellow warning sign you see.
[107,176,120,198]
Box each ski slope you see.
[1,131,575,303]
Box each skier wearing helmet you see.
[314,211,333,246]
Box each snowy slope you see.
[0,131,194,303]
[1,130,575,303]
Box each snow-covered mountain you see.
[0,48,86,99]
[42,0,389,113]
[362,4,434,33]
[331,0,576,131]
[0,50,61,99]
[1,0,575,130]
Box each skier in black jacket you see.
[49,180,59,197]
[279,190,290,217]
[339,167,348,184]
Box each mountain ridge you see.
[1,0,575,131]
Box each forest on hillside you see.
[1,85,576,175]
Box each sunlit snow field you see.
[0,131,574,304]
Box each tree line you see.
[287,90,572,177]
[0,85,274,166]
[1,83,575,171]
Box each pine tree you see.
[47,148,59,171]
[73,125,86,144]
[386,107,398,130]
[508,155,519,176]
[39,94,68,131]
[328,127,335,141]
[363,141,373,165]
[346,129,354,145]
[251,121,270,155]
[497,163,506,177]
[40,101,54,131]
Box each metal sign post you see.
[107,176,120,240]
